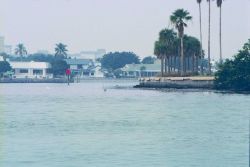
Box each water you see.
[0,80,249,167]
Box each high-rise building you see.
[0,36,5,53]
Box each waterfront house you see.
[9,61,53,79]
[65,58,104,78]
[120,60,161,78]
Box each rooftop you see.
[9,61,51,69]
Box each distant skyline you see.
[0,0,249,60]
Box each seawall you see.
[0,78,69,83]
[135,77,215,89]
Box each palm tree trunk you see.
[165,57,167,74]
[161,57,164,77]
[208,0,212,75]
[219,6,222,64]
[192,54,195,74]
[199,2,204,75]
[169,56,172,72]
[196,55,199,74]
[174,55,177,72]
[180,37,184,76]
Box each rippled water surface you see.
[0,80,249,167]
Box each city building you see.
[65,58,104,78]
[9,61,53,79]
[0,36,4,53]
[120,60,161,78]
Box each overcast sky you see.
[0,0,249,60]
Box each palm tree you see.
[170,9,192,76]
[217,0,223,64]
[159,29,177,74]
[15,43,27,61]
[154,41,165,77]
[182,35,201,75]
[55,43,68,59]
[207,0,212,74]
[197,0,204,74]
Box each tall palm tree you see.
[15,43,27,61]
[217,0,223,64]
[207,0,212,74]
[197,0,204,74]
[170,9,192,76]
[55,43,68,59]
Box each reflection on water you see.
[0,80,249,167]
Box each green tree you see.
[51,59,69,77]
[15,44,27,61]
[159,29,177,74]
[183,35,201,74]
[0,61,12,77]
[170,9,192,76]
[141,56,156,64]
[55,43,68,59]
[154,41,166,77]
[28,53,55,63]
[215,39,250,91]
[101,52,140,70]
[217,0,224,64]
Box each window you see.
[33,69,43,75]
[20,69,28,73]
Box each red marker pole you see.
[66,69,71,86]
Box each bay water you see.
[0,80,249,167]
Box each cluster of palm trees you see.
[14,43,68,60]
[155,0,224,77]
[154,28,202,77]
[155,9,202,77]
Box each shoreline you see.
[134,77,250,94]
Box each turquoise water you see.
[0,80,249,167]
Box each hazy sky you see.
[0,0,249,60]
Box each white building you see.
[120,60,161,78]
[65,58,104,78]
[0,36,4,53]
[9,61,53,79]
